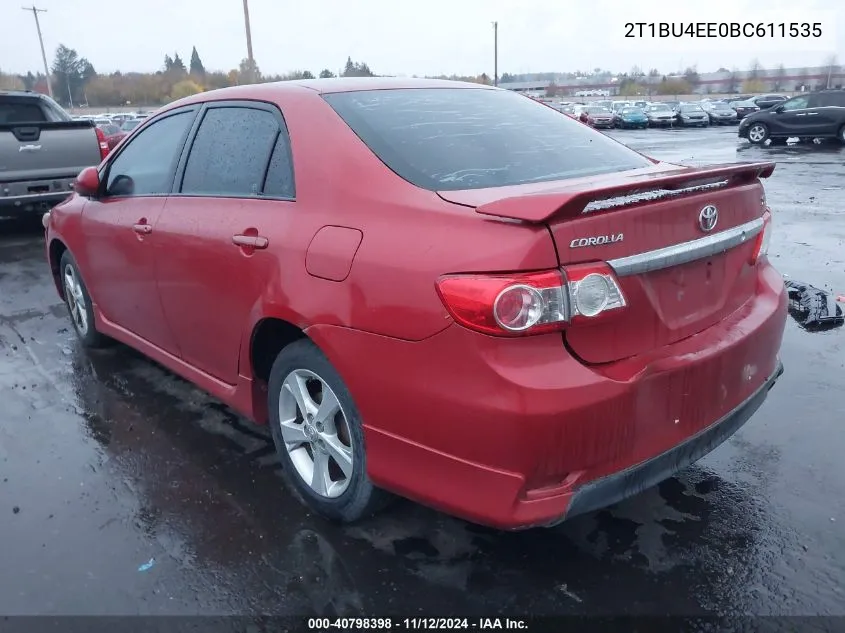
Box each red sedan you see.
[43,78,787,530]
[94,121,127,152]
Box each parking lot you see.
[1,125,844,617]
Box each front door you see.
[81,108,197,354]
[154,103,297,384]
[772,94,824,136]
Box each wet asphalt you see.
[1,126,844,618]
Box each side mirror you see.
[74,166,100,197]
[772,105,784,113]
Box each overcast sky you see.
[2,0,842,77]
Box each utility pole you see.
[22,5,53,98]
[492,21,498,86]
[242,0,255,84]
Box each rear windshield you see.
[323,88,651,191]
[0,100,47,124]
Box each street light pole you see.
[22,5,53,97]
[242,0,255,83]
[492,21,498,86]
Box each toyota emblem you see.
[699,205,718,232]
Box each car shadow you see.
[59,337,772,617]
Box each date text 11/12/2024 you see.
[307,618,528,630]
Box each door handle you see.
[133,223,152,235]
[232,234,269,249]
[805,112,819,116]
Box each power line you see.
[21,5,53,98]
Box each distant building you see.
[500,65,843,96]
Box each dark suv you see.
[738,90,845,144]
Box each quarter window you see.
[181,107,279,196]
[105,111,195,196]
[262,132,296,199]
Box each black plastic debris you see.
[784,279,844,331]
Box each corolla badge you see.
[699,205,718,232]
[569,233,624,248]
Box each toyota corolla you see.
[44,78,787,530]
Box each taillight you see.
[436,263,627,337]
[95,127,110,160]
[751,210,773,265]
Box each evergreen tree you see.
[189,46,206,76]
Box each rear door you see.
[81,107,197,354]
[154,101,296,385]
[811,92,845,135]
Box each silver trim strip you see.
[607,217,765,277]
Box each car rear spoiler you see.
[475,162,776,224]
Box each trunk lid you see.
[438,162,774,364]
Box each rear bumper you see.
[558,359,783,524]
[0,179,74,216]
[307,263,788,530]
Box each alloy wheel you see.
[63,264,89,336]
[278,368,354,498]
[748,124,767,143]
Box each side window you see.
[781,96,810,111]
[106,111,194,197]
[816,93,845,107]
[262,131,295,199]
[180,107,278,196]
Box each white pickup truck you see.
[1,90,105,220]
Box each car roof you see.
[174,77,494,107]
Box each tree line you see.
[0,44,388,107]
[0,47,839,106]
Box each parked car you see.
[731,98,761,119]
[580,106,614,128]
[738,89,845,145]
[95,122,128,151]
[613,106,648,129]
[44,78,786,530]
[645,103,675,127]
[751,94,788,110]
[675,103,709,127]
[610,101,631,113]
[120,118,144,132]
[0,90,106,219]
[593,100,614,110]
[662,100,681,113]
[701,100,739,125]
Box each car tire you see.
[59,250,110,349]
[268,338,392,523]
[747,122,769,144]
